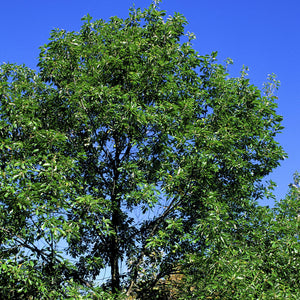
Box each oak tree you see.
[0,2,285,297]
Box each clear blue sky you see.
[1,0,299,205]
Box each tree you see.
[177,175,300,299]
[0,1,285,297]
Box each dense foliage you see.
[177,174,300,299]
[0,1,293,298]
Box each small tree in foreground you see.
[177,174,300,299]
[0,1,285,298]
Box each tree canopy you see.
[0,2,289,298]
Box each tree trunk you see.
[110,208,120,292]
[110,133,122,292]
